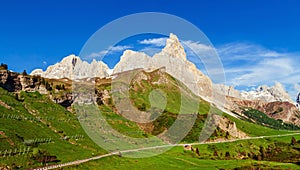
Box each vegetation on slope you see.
[242,108,300,130]
[1,67,300,169]
[66,135,300,170]
[0,87,105,169]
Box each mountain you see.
[28,33,298,125]
[241,82,293,103]
[30,54,110,79]
[1,49,300,169]
[1,67,300,169]
[30,34,293,104]
[214,83,300,125]
[214,82,293,103]
[113,33,213,98]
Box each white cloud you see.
[216,42,300,98]
[138,38,167,47]
[43,61,47,65]
[183,40,215,52]
[84,45,132,59]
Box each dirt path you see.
[33,132,300,170]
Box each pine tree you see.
[195,147,200,156]
[22,70,27,76]
[291,136,297,145]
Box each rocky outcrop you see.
[113,33,213,98]
[213,114,247,138]
[0,70,22,92]
[30,54,110,79]
[51,92,74,109]
[0,70,46,94]
[18,75,47,94]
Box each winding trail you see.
[32,132,300,170]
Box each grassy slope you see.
[64,69,300,169]
[226,114,298,136]
[0,88,105,169]
[1,69,300,169]
[66,135,300,170]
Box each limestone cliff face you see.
[30,54,110,79]
[0,70,47,94]
[0,70,21,92]
[113,33,213,98]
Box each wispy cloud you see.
[138,38,167,47]
[84,45,132,59]
[216,42,300,97]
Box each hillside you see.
[0,87,106,169]
[1,34,299,169]
[0,67,300,169]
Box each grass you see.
[0,87,105,169]
[226,114,296,137]
[1,69,300,169]
[65,134,300,169]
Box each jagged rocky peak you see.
[162,33,186,60]
[241,82,293,103]
[113,33,213,98]
[215,82,294,104]
[30,54,110,79]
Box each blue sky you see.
[1,0,300,97]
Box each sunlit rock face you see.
[241,82,293,103]
[30,54,109,79]
[113,33,213,98]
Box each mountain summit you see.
[241,82,293,103]
[30,54,109,79]
[31,33,213,98]
[113,33,213,98]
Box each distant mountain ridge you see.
[31,33,213,98]
[31,54,109,79]
[30,33,294,104]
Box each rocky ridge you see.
[113,33,213,98]
[27,33,299,125]
[30,34,294,104]
[241,82,293,103]
[0,69,47,94]
[31,54,109,79]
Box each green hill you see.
[0,68,300,169]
